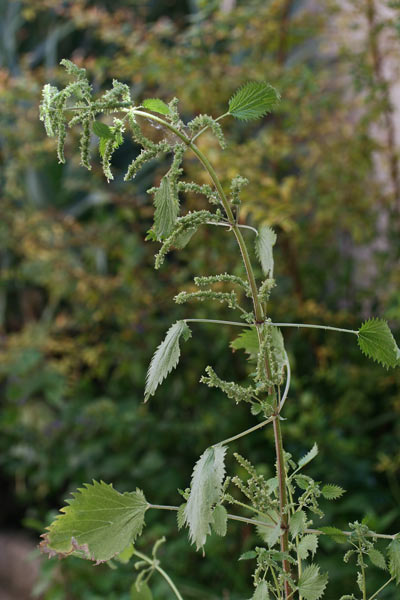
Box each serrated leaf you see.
[257,513,282,548]
[177,503,186,531]
[231,327,259,356]
[130,582,153,600]
[298,443,319,470]
[298,534,319,560]
[388,538,400,583]
[239,550,257,561]
[290,510,307,538]
[183,446,227,550]
[228,82,280,121]
[143,98,171,115]
[358,318,400,369]
[320,526,348,544]
[368,548,386,570]
[255,226,277,277]
[298,564,328,600]
[153,177,180,239]
[39,481,148,562]
[295,475,311,490]
[321,484,345,500]
[212,505,228,537]
[252,581,270,599]
[144,321,191,402]
[93,121,113,139]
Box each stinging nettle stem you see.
[132,547,184,600]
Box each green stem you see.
[134,108,292,596]
[132,109,191,144]
[190,112,230,143]
[272,323,358,335]
[148,502,277,529]
[185,318,250,327]
[273,416,291,599]
[271,567,283,600]
[287,485,302,600]
[306,528,398,541]
[360,552,367,600]
[368,576,395,600]
[213,416,274,447]
[206,221,259,235]
[132,548,184,600]
[227,498,279,525]
[185,319,358,336]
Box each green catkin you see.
[177,181,219,205]
[79,116,92,170]
[102,138,115,181]
[100,79,131,104]
[258,278,276,303]
[101,119,124,181]
[168,97,185,130]
[169,144,185,189]
[194,273,252,297]
[39,84,58,137]
[60,58,87,80]
[174,290,240,310]
[255,333,271,384]
[230,175,249,205]
[200,366,257,404]
[124,140,171,181]
[127,111,156,150]
[154,210,221,269]
[233,453,258,477]
[188,114,227,149]
[56,119,67,164]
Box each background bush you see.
[1,1,400,598]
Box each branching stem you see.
[213,416,274,447]
[272,322,358,335]
[368,576,395,600]
[132,548,184,600]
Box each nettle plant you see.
[39,60,400,600]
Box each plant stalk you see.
[273,416,292,598]
[132,548,184,600]
[213,416,274,447]
[134,108,292,597]
[368,576,395,600]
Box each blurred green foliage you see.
[0,0,400,598]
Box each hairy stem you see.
[133,108,292,595]
[273,416,291,598]
[272,323,358,335]
[368,576,395,600]
[148,502,277,528]
[185,318,249,327]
